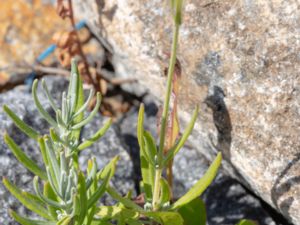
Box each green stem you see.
[152,10,181,215]
[152,168,162,211]
[158,24,180,163]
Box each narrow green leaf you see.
[136,104,155,201]
[71,92,101,130]
[72,88,95,119]
[70,65,84,141]
[3,105,39,140]
[42,79,58,112]
[33,176,65,209]
[9,210,55,225]
[88,156,119,209]
[86,158,97,189]
[78,172,88,224]
[143,131,157,166]
[159,178,171,204]
[106,186,143,212]
[44,181,59,219]
[68,59,80,115]
[38,136,49,166]
[3,178,53,220]
[137,104,145,151]
[78,118,112,151]
[178,198,206,225]
[163,106,198,166]
[236,219,258,225]
[32,79,57,127]
[57,215,72,225]
[45,138,60,184]
[4,134,47,180]
[145,211,184,225]
[97,155,119,180]
[171,152,222,210]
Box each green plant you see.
[2,0,257,225]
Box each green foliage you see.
[3,59,115,224]
[2,1,256,225]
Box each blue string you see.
[25,20,86,90]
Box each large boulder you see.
[73,0,300,223]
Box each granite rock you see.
[73,0,300,223]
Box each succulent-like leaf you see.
[3,178,53,220]
[45,138,60,184]
[143,131,157,166]
[42,79,58,112]
[78,118,112,151]
[68,59,80,114]
[76,172,88,224]
[88,157,118,209]
[33,176,65,209]
[72,88,95,119]
[4,134,47,180]
[177,198,206,225]
[159,178,171,205]
[145,211,184,225]
[171,152,222,210]
[32,79,57,127]
[44,181,60,219]
[3,105,39,140]
[106,187,143,212]
[38,136,49,166]
[71,92,101,130]
[163,106,199,166]
[9,210,55,225]
[236,219,258,225]
[137,104,155,201]
[57,215,72,225]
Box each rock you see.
[117,96,280,225]
[0,76,134,224]
[73,0,300,223]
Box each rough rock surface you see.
[73,0,300,223]
[0,76,134,224]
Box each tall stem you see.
[152,22,180,212]
[158,24,180,162]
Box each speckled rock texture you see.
[0,76,134,225]
[73,0,300,223]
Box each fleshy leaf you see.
[159,178,171,205]
[145,211,184,225]
[236,219,258,225]
[3,105,40,140]
[3,178,53,220]
[171,152,222,210]
[137,104,155,201]
[43,181,59,219]
[178,198,206,225]
[32,79,57,127]
[78,118,112,151]
[4,134,47,180]
[9,210,55,225]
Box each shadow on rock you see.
[271,152,300,222]
[205,86,232,161]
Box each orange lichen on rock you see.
[0,0,68,75]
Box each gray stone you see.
[0,76,134,224]
[73,0,300,223]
